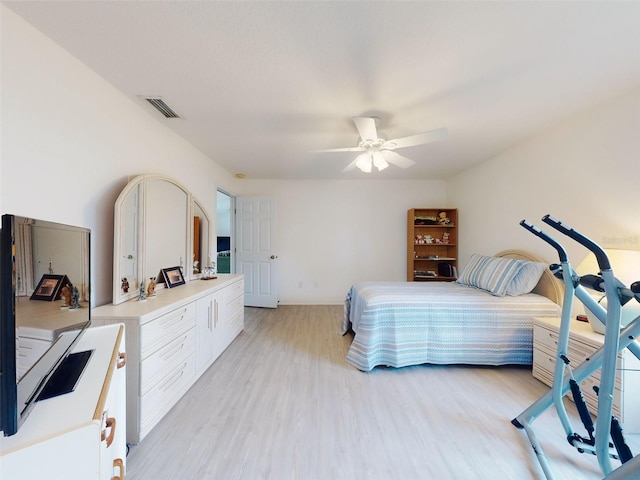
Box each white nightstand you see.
[533,317,640,434]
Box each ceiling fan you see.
[316,117,448,173]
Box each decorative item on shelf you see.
[60,283,73,308]
[442,232,450,244]
[414,270,437,277]
[201,263,217,280]
[193,259,200,274]
[138,279,146,301]
[146,276,157,297]
[30,274,71,301]
[438,211,453,225]
[415,215,437,225]
[70,286,81,309]
[121,277,130,293]
[161,266,186,288]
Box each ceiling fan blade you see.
[352,117,378,142]
[386,127,448,149]
[383,151,416,169]
[342,158,359,173]
[312,146,364,153]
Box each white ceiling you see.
[4,1,640,180]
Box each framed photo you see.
[161,266,185,289]
[31,274,69,301]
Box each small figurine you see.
[438,211,452,225]
[138,279,146,301]
[121,277,130,293]
[425,235,434,244]
[61,283,73,307]
[147,276,157,297]
[71,286,80,309]
[442,232,450,244]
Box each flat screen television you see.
[0,214,91,437]
[217,236,231,253]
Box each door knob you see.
[270,255,278,259]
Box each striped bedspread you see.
[343,281,561,371]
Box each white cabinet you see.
[533,317,640,434]
[1,324,127,480]
[196,290,223,374]
[92,274,244,444]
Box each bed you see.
[342,250,563,371]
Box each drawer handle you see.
[158,310,187,327]
[101,416,116,447]
[160,336,188,360]
[112,458,125,480]
[117,352,127,369]
[159,364,187,391]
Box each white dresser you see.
[92,274,244,444]
[1,323,127,480]
[533,317,640,434]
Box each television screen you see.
[217,236,231,253]
[0,214,91,436]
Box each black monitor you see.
[0,214,91,436]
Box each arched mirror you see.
[112,174,213,305]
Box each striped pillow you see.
[456,254,526,297]
[505,261,547,296]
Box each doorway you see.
[216,189,234,274]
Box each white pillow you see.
[505,261,548,296]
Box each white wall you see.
[4,5,637,308]
[447,88,640,270]
[235,179,447,304]
[1,7,445,306]
[0,7,238,305]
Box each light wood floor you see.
[125,305,637,479]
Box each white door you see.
[235,196,278,308]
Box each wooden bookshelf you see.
[407,208,458,282]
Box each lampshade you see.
[575,248,640,286]
[576,249,640,334]
[372,151,389,171]
[355,153,372,173]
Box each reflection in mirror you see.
[192,201,210,279]
[144,179,188,284]
[13,217,91,375]
[112,174,214,303]
[113,181,141,304]
[119,183,139,298]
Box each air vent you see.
[143,97,181,118]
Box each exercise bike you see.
[511,215,640,479]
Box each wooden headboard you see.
[495,249,564,305]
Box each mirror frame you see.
[112,174,212,305]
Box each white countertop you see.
[92,274,243,324]
[16,297,89,341]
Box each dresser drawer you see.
[226,293,244,316]
[533,344,621,417]
[17,336,51,377]
[534,340,622,389]
[140,303,196,358]
[225,278,244,303]
[139,327,196,395]
[139,353,197,437]
[228,309,244,338]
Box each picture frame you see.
[30,274,70,301]
[161,266,185,289]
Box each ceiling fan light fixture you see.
[355,153,372,173]
[372,151,389,171]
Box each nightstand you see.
[533,317,640,434]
